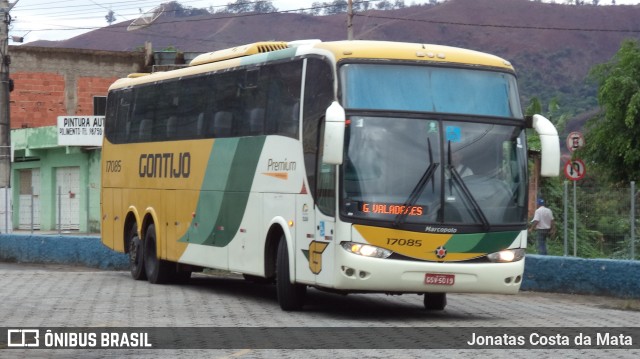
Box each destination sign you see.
[360,202,425,216]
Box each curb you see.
[0,234,128,270]
[521,254,640,299]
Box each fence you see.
[0,186,10,234]
[1,185,99,234]
[538,181,639,260]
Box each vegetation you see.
[581,39,640,184]
[105,10,116,25]
[524,39,640,259]
[217,0,278,14]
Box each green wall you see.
[11,126,102,233]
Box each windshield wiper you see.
[394,138,438,227]
[447,141,490,230]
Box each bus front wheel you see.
[144,223,173,284]
[276,238,306,311]
[128,223,146,281]
[424,292,447,311]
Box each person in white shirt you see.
[529,198,555,255]
[451,151,473,178]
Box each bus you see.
[101,40,560,311]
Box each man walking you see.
[529,198,555,255]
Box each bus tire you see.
[128,223,146,281]
[144,223,172,284]
[276,237,306,311]
[424,292,447,311]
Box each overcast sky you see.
[8,0,640,44]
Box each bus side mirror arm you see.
[531,114,560,177]
[322,101,346,165]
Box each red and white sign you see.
[564,159,586,181]
[566,131,585,152]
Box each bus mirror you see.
[532,114,560,177]
[322,101,346,165]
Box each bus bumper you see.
[331,249,524,295]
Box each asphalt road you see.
[1,262,639,358]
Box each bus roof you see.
[313,40,513,70]
[109,40,514,91]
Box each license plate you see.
[424,273,455,286]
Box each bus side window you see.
[265,61,302,139]
[280,102,299,138]
[107,90,131,144]
[212,111,233,137]
[246,108,265,135]
[139,118,153,142]
[303,57,334,211]
[317,121,336,216]
[166,116,177,139]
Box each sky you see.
[7,0,640,44]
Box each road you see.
[1,262,639,358]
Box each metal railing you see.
[538,181,639,260]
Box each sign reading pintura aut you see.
[57,116,105,146]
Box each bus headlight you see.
[487,249,525,263]
[341,242,392,259]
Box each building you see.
[8,46,146,232]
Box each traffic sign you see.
[566,131,585,152]
[564,159,586,181]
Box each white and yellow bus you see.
[101,40,560,311]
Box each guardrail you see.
[0,234,127,270]
[520,254,640,299]
[1,234,639,299]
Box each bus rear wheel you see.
[276,238,306,311]
[424,292,447,311]
[144,223,173,284]
[128,223,146,281]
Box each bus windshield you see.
[341,116,526,228]
[341,63,522,118]
[341,117,528,228]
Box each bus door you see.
[294,195,335,287]
[313,207,335,287]
[312,162,337,287]
[294,162,336,287]
[295,194,316,285]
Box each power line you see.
[357,12,640,33]
[11,1,640,37]
[13,2,336,33]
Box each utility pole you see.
[347,0,354,40]
[0,0,12,188]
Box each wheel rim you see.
[129,236,141,265]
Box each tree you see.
[325,0,348,14]
[105,10,116,25]
[310,2,323,15]
[582,39,640,183]
[376,0,394,10]
[162,1,209,16]
[225,0,252,13]
[253,1,277,13]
